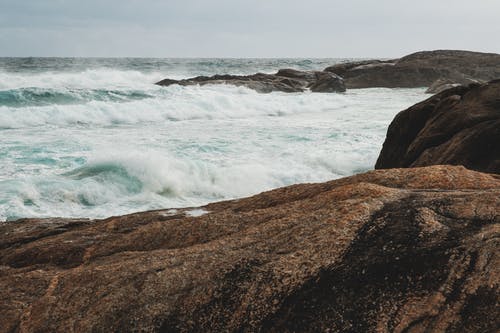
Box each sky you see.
[0,0,499,58]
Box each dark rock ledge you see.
[156,69,346,93]
[1,165,499,332]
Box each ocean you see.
[0,58,426,222]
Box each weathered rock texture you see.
[325,50,500,89]
[156,69,346,93]
[1,165,499,332]
[376,80,500,174]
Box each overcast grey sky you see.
[0,0,499,57]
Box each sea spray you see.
[0,58,426,221]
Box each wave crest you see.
[0,87,153,107]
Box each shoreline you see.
[1,52,499,332]
[2,165,499,332]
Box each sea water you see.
[0,58,426,221]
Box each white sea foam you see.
[185,209,209,217]
[0,69,165,90]
[0,84,422,129]
[0,64,427,222]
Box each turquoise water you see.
[0,58,426,221]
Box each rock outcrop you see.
[325,50,500,89]
[376,80,500,174]
[1,165,499,332]
[425,77,481,94]
[155,50,500,93]
[156,69,346,93]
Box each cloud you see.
[0,0,499,57]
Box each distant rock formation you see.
[156,50,500,93]
[156,69,346,93]
[376,80,500,174]
[1,165,499,332]
[325,50,500,90]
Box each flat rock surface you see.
[325,50,500,89]
[1,165,499,332]
[376,80,500,174]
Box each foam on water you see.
[0,58,427,221]
[185,209,210,217]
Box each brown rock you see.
[156,69,346,93]
[275,68,316,81]
[308,71,347,93]
[1,165,499,332]
[425,78,462,94]
[324,59,396,77]
[425,77,483,94]
[325,50,500,89]
[376,80,500,174]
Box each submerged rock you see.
[1,165,499,332]
[156,69,346,93]
[376,80,500,174]
[325,50,500,89]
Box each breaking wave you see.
[0,59,427,221]
[0,87,153,107]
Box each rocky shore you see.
[1,56,499,332]
[156,50,500,93]
[1,165,499,332]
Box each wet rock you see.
[1,165,499,332]
[376,80,500,174]
[275,68,317,81]
[156,69,346,93]
[308,71,346,93]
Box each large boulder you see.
[156,69,346,93]
[1,165,499,332]
[375,80,500,174]
[325,50,500,89]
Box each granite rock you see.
[1,166,499,332]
